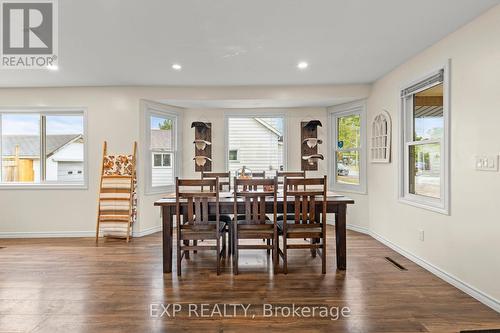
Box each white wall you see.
[366,5,500,304]
[0,85,370,236]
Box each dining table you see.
[154,191,355,273]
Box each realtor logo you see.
[1,0,58,69]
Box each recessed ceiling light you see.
[46,64,59,71]
[297,61,309,70]
[172,63,182,71]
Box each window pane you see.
[1,114,40,183]
[227,117,284,174]
[152,153,174,187]
[409,143,441,198]
[150,116,173,150]
[45,115,84,182]
[228,150,238,161]
[413,83,443,141]
[337,114,360,149]
[162,153,171,167]
[153,154,162,167]
[336,151,360,185]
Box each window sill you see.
[0,183,88,190]
[399,197,449,215]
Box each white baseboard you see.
[132,225,162,237]
[370,230,500,313]
[0,230,95,238]
[327,218,370,235]
[0,225,162,239]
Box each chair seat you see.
[277,220,323,234]
[181,221,226,233]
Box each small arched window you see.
[370,110,391,163]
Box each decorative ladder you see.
[95,141,137,243]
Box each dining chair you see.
[276,171,306,221]
[280,176,327,274]
[175,178,226,276]
[200,171,232,253]
[232,177,278,274]
[251,171,266,178]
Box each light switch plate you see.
[475,155,499,171]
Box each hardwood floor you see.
[0,227,499,332]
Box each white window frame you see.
[152,153,172,168]
[328,100,367,194]
[224,111,287,172]
[141,100,182,195]
[399,62,450,215]
[0,107,88,190]
[228,149,239,162]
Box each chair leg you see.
[193,240,197,254]
[177,239,182,277]
[322,235,326,274]
[273,237,278,274]
[283,236,288,275]
[228,225,233,257]
[233,225,238,275]
[266,239,271,255]
[216,236,221,276]
[221,230,227,259]
[184,240,190,259]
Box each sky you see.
[1,114,83,135]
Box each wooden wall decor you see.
[370,110,392,163]
[301,120,323,171]
[192,122,212,172]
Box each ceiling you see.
[1,0,498,88]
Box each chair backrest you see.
[277,171,305,190]
[201,171,231,192]
[252,171,266,178]
[233,177,277,224]
[176,178,219,226]
[283,176,327,226]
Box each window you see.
[0,109,86,188]
[142,101,181,194]
[225,115,285,174]
[152,153,171,167]
[228,149,238,161]
[329,100,367,193]
[400,66,449,214]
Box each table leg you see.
[335,204,347,270]
[162,206,173,273]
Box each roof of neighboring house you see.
[254,118,283,141]
[2,134,81,157]
[151,129,172,149]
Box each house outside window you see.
[0,109,87,188]
[225,115,285,174]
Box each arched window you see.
[370,110,391,163]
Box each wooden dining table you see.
[154,192,354,273]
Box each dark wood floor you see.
[0,227,499,333]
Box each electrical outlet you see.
[419,230,425,242]
[475,155,499,171]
